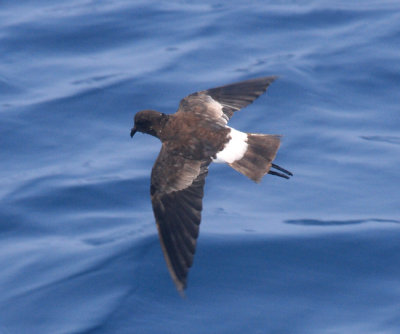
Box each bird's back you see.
[161,113,230,160]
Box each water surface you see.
[1,1,399,333]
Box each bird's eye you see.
[136,120,150,128]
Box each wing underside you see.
[151,146,210,291]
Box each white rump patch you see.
[213,127,248,164]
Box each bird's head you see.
[130,110,167,138]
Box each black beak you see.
[130,126,137,138]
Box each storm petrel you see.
[130,76,292,293]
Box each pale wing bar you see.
[178,76,277,124]
[202,76,277,120]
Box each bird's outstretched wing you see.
[150,145,211,292]
[177,76,277,125]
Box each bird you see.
[130,76,292,293]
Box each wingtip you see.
[264,75,279,86]
[258,75,278,81]
[246,75,278,84]
[171,276,187,297]
[272,75,279,82]
[254,75,279,91]
[177,285,187,298]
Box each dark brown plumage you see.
[130,76,292,292]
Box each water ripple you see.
[285,218,400,226]
[360,135,400,146]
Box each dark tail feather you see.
[229,134,288,183]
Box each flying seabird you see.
[130,76,292,293]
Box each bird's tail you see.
[229,134,292,182]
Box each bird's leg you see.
[268,170,290,179]
[271,163,293,176]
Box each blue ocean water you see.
[1,1,400,333]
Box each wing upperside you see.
[177,76,277,123]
